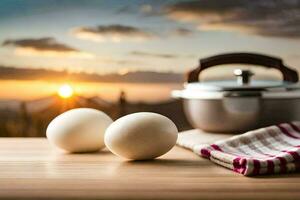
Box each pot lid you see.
[185,69,300,92]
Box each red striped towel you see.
[178,122,300,176]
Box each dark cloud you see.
[165,0,300,38]
[2,37,93,58]
[72,24,155,42]
[2,37,78,52]
[130,51,179,59]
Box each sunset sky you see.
[0,0,299,75]
[0,0,300,101]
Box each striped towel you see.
[177,122,300,176]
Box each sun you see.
[58,84,74,99]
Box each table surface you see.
[0,138,300,200]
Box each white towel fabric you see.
[177,122,300,176]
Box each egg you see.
[46,108,113,153]
[104,112,178,160]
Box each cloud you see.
[94,56,147,66]
[0,66,183,83]
[72,24,156,42]
[2,37,94,58]
[164,0,300,38]
[170,28,193,36]
[130,51,179,59]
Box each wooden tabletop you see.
[0,138,299,200]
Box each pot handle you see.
[187,52,298,83]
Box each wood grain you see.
[0,138,299,200]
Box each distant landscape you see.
[0,93,192,137]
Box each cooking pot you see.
[172,53,300,133]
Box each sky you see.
[0,0,300,75]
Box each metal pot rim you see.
[172,89,300,100]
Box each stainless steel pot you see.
[172,53,300,133]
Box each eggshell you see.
[46,108,113,153]
[104,112,178,160]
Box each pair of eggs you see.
[46,108,178,160]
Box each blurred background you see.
[0,0,299,136]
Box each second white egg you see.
[104,112,178,160]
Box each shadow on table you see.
[120,158,213,167]
[58,148,112,155]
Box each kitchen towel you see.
[177,122,300,176]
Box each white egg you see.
[46,108,113,153]
[104,112,178,160]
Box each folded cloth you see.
[177,122,300,176]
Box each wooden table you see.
[0,138,299,200]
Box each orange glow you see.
[0,80,181,103]
[58,84,74,99]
